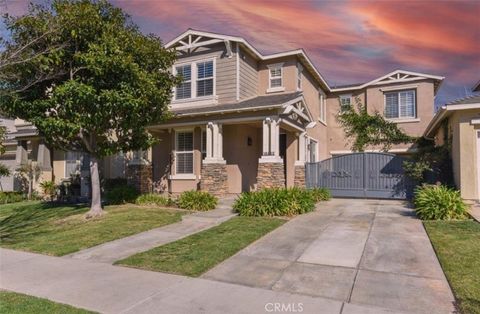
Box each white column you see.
[295,131,306,166]
[259,117,283,163]
[204,122,225,164]
[262,119,269,155]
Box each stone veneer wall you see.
[294,165,306,188]
[126,164,152,194]
[256,162,285,189]
[200,163,228,195]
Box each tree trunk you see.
[28,176,32,200]
[85,156,103,218]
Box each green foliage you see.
[0,163,11,178]
[102,177,127,191]
[104,185,139,205]
[176,190,217,211]
[0,0,179,158]
[404,137,453,186]
[0,126,6,155]
[234,187,316,217]
[309,187,331,202]
[39,180,57,201]
[336,98,414,151]
[414,184,468,220]
[0,191,26,204]
[136,193,174,207]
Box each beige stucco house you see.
[141,29,444,195]
[1,29,446,197]
[424,94,480,202]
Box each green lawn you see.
[0,291,96,314]
[424,220,480,314]
[117,216,285,277]
[0,201,183,256]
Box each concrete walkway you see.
[67,198,237,263]
[470,203,480,222]
[203,199,456,314]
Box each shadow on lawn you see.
[0,202,87,243]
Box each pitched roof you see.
[173,92,303,116]
[166,29,331,91]
[424,95,480,137]
[330,70,444,94]
[473,80,480,92]
[445,94,480,106]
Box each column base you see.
[126,164,153,194]
[256,162,285,189]
[294,165,306,188]
[200,163,228,195]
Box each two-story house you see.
[141,29,444,195]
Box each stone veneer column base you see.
[126,164,153,194]
[256,162,285,190]
[200,163,228,195]
[294,165,306,188]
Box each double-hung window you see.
[175,64,192,100]
[384,90,416,119]
[175,131,194,174]
[339,94,352,112]
[197,61,214,97]
[268,64,283,89]
[65,151,82,177]
[319,93,326,123]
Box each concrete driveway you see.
[203,199,456,314]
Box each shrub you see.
[136,193,174,207]
[177,190,217,211]
[0,191,25,204]
[39,180,57,201]
[103,177,128,190]
[234,187,315,217]
[309,187,331,202]
[414,184,468,220]
[105,185,139,205]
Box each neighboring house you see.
[143,29,444,195]
[424,94,480,202]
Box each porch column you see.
[294,132,307,187]
[257,117,285,189]
[201,121,227,195]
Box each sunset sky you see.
[2,0,479,107]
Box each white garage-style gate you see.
[306,152,414,199]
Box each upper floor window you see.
[385,90,416,119]
[339,94,352,112]
[297,64,303,90]
[175,59,215,101]
[268,63,284,91]
[197,61,214,97]
[319,93,326,123]
[175,64,191,100]
[175,131,194,174]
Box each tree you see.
[0,126,11,191]
[337,97,414,152]
[0,0,178,217]
[16,161,41,200]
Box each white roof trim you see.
[166,29,331,92]
[331,70,444,92]
[424,103,480,137]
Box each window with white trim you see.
[384,90,416,119]
[269,64,283,88]
[65,151,82,177]
[196,61,214,97]
[297,64,303,90]
[319,93,326,123]
[175,131,194,174]
[339,94,352,112]
[174,59,215,101]
[175,64,191,100]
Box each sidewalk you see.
[0,248,342,314]
[67,198,237,263]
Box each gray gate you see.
[306,152,413,199]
